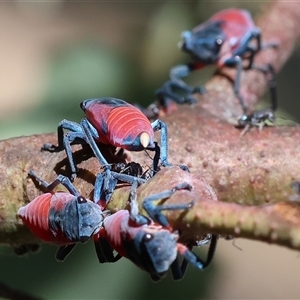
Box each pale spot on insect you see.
[140,132,151,148]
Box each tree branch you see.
[1,0,300,253]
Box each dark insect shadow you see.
[52,144,127,180]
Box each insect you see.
[18,170,107,261]
[42,98,177,199]
[93,176,218,281]
[156,8,278,119]
[237,107,276,135]
[111,162,145,178]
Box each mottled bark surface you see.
[1,0,300,252]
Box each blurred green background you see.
[0,1,300,299]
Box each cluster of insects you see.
[19,97,218,281]
[18,8,277,281]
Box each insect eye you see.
[77,196,87,204]
[143,233,153,242]
[238,115,249,126]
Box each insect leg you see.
[151,120,189,171]
[42,119,86,180]
[42,119,83,152]
[170,63,206,96]
[55,244,77,262]
[94,169,147,205]
[172,235,218,279]
[170,243,194,280]
[252,63,277,111]
[235,28,262,68]
[151,142,160,176]
[155,78,201,107]
[28,170,80,196]
[151,119,170,168]
[62,131,86,180]
[129,179,149,225]
[93,234,122,263]
[170,64,192,80]
[224,55,248,113]
[80,118,111,171]
[93,171,118,205]
[142,182,193,227]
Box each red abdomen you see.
[82,98,154,150]
[106,106,154,150]
[18,192,76,245]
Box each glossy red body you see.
[82,99,155,151]
[18,192,76,245]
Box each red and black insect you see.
[18,170,107,261]
[42,98,178,200]
[156,8,277,120]
[93,176,218,281]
